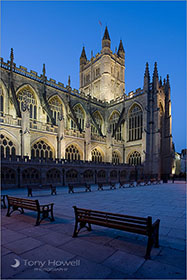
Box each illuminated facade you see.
[0,27,173,179]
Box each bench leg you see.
[50,205,55,222]
[73,221,78,237]
[1,196,6,208]
[28,189,32,197]
[153,219,160,248]
[35,212,41,226]
[88,223,92,231]
[6,205,24,217]
[145,235,154,259]
[51,188,57,195]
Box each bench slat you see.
[76,208,148,222]
[77,212,148,225]
[78,216,147,231]
[8,196,37,203]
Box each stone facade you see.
[0,27,173,181]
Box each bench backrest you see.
[68,183,86,188]
[27,185,53,190]
[7,196,39,211]
[73,206,152,235]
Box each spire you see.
[10,48,14,71]
[144,62,150,78]
[102,26,110,41]
[159,76,162,87]
[80,46,87,60]
[143,62,150,93]
[10,48,14,63]
[117,40,125,58]
[68,75,71,87]
[42,63,46,77]
[166,74,170,88]
[80,46,87,65]
[102,26,111,49]
[153,62,158,79]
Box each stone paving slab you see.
[49,256,112,279]
[59,238,116,263]
[1,182,186,279]
[102,250,145,275]
[133,259,186,279]
[3,237,43,255]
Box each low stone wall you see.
[1,155,144,189]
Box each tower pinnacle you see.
[153,62,158,79]
[102,26,111,49]
[80,46,87,65]
[144,62,150,78]
[117,40,125,58]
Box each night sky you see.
[1,1,186,152]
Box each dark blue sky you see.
[1,1,186,152]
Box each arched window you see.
[1,167,16,185]
[91,148,102,163]
[109,112,121,141]
[129,104,143,141]
[46,168,61,183]
[22,168,40,184]
[71,104,85,131]
[66,169,78,182]
[98,170,106,179]
[0,87,4,115]
[31,140,53,159]
[83,169,94,180]
[91,111,102,135]
[112,151,120,164]
[17,87,37,120]
[47,96,62,124]
[128,151,141,166]
[110,170,117,179]
[120,170,127,180]
[65,144,81,161]
[0,134,16,158]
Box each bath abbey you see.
[0,27,173,187]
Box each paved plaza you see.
[1,182,186,279]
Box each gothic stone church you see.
[0,27,173,181]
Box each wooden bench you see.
[150,178,157,185]
[6,196,55,226]
[27,184,56,197]
[68,183,91,194]
[136,180,146,186]
[119,180,128,188]
[1,195,6,208]
[97,182,116,191]
[73,206,160,259]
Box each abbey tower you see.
[79,27,125,102]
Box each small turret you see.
[143,62,150,92]
[159,76,162,87]
[10,48,14,71]
[42,63,46,77]
[153,62,158,79]
[152,62,159,90]
[68,75,71,87]
[80,46,87,65]
[117,40,125,59]
[102,26,111,49]
[166,74,170,88]
[10,48,14,63]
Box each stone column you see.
[106,126,112,163]
[21,103,31,158]
[57,114,65,159]
[85,118,91,161]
